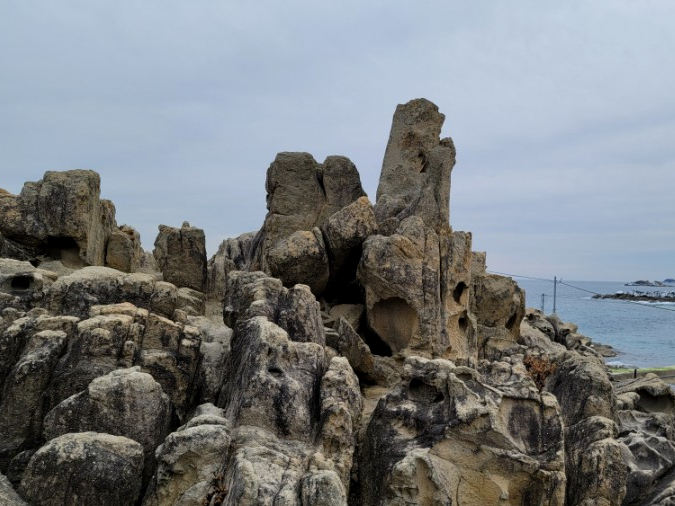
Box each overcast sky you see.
[2,1,674,281]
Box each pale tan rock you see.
[318,357,363,489]
[105,224,142,272]
[143,421,231,506]
[320,196,378,278]
[374,98,455,235]
[153,222,207,292]
[43,266,179,318]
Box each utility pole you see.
[553,276,557,314]
[540,293,546,313]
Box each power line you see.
[486,270,675,313]
[559,280,675,313]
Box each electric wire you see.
[485,270,675,313]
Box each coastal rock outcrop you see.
[2,98,668,505]
[0,170,116,267]
[153,222,207,292]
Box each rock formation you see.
[2,98,675,505]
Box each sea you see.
[515,279,675,369]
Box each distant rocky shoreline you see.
[625,279,675,287]
[2,98,675,505]
[593,290,675,303]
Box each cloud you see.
[1,1,674,279]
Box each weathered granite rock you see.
[249,152,365,277]
[616,374,675,415]
[358,356,565,505]
[219,315,325,440]
[106,224,142,272]
[0,328,68,470]
[564,416,627,505]
[0,231,38,262]
[43,367,173,483]
[43,266,179,318]
[472,272,525,360]
[187,315,231,405]
[20,432,144,506]
[0,473,26,506]
[206,231,255,298]
[0,258,57,311]
[223,271,325,346]
[154,222,207,292]
[142,406,231,506]
[267,228,330,295]
[545,353,624,505]
[0,170,116,266]
[618,410,675,504]
[320,196,378,284]
[317,357,362,489]
[374,98,455,235]
[358,217,462,359]
[326,317,375,379]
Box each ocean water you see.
[515,279,675,369]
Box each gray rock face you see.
[0,327,68,470]
[20,432,144,506]
[153,222,207,292]
[0,170,116,266]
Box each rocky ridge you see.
[1,98,674,505]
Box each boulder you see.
[248,152,365,277]
[153,222,207,292]
[267,228,330,295]
[20,432,144,506]
[0,170,116,266]
[43,367,173,483]
[105,224,142,272]
[43,266,179,319]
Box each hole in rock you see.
[370,297,418,353]
[268,366,284,378]
[458,314,468,333]
[408,378,444,403]
[453,282,467,304]
[11,275,33,291]
[45,236,85,268]
[359,326,392,357]
[506,311,518,331]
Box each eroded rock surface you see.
[1,98,666,505]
